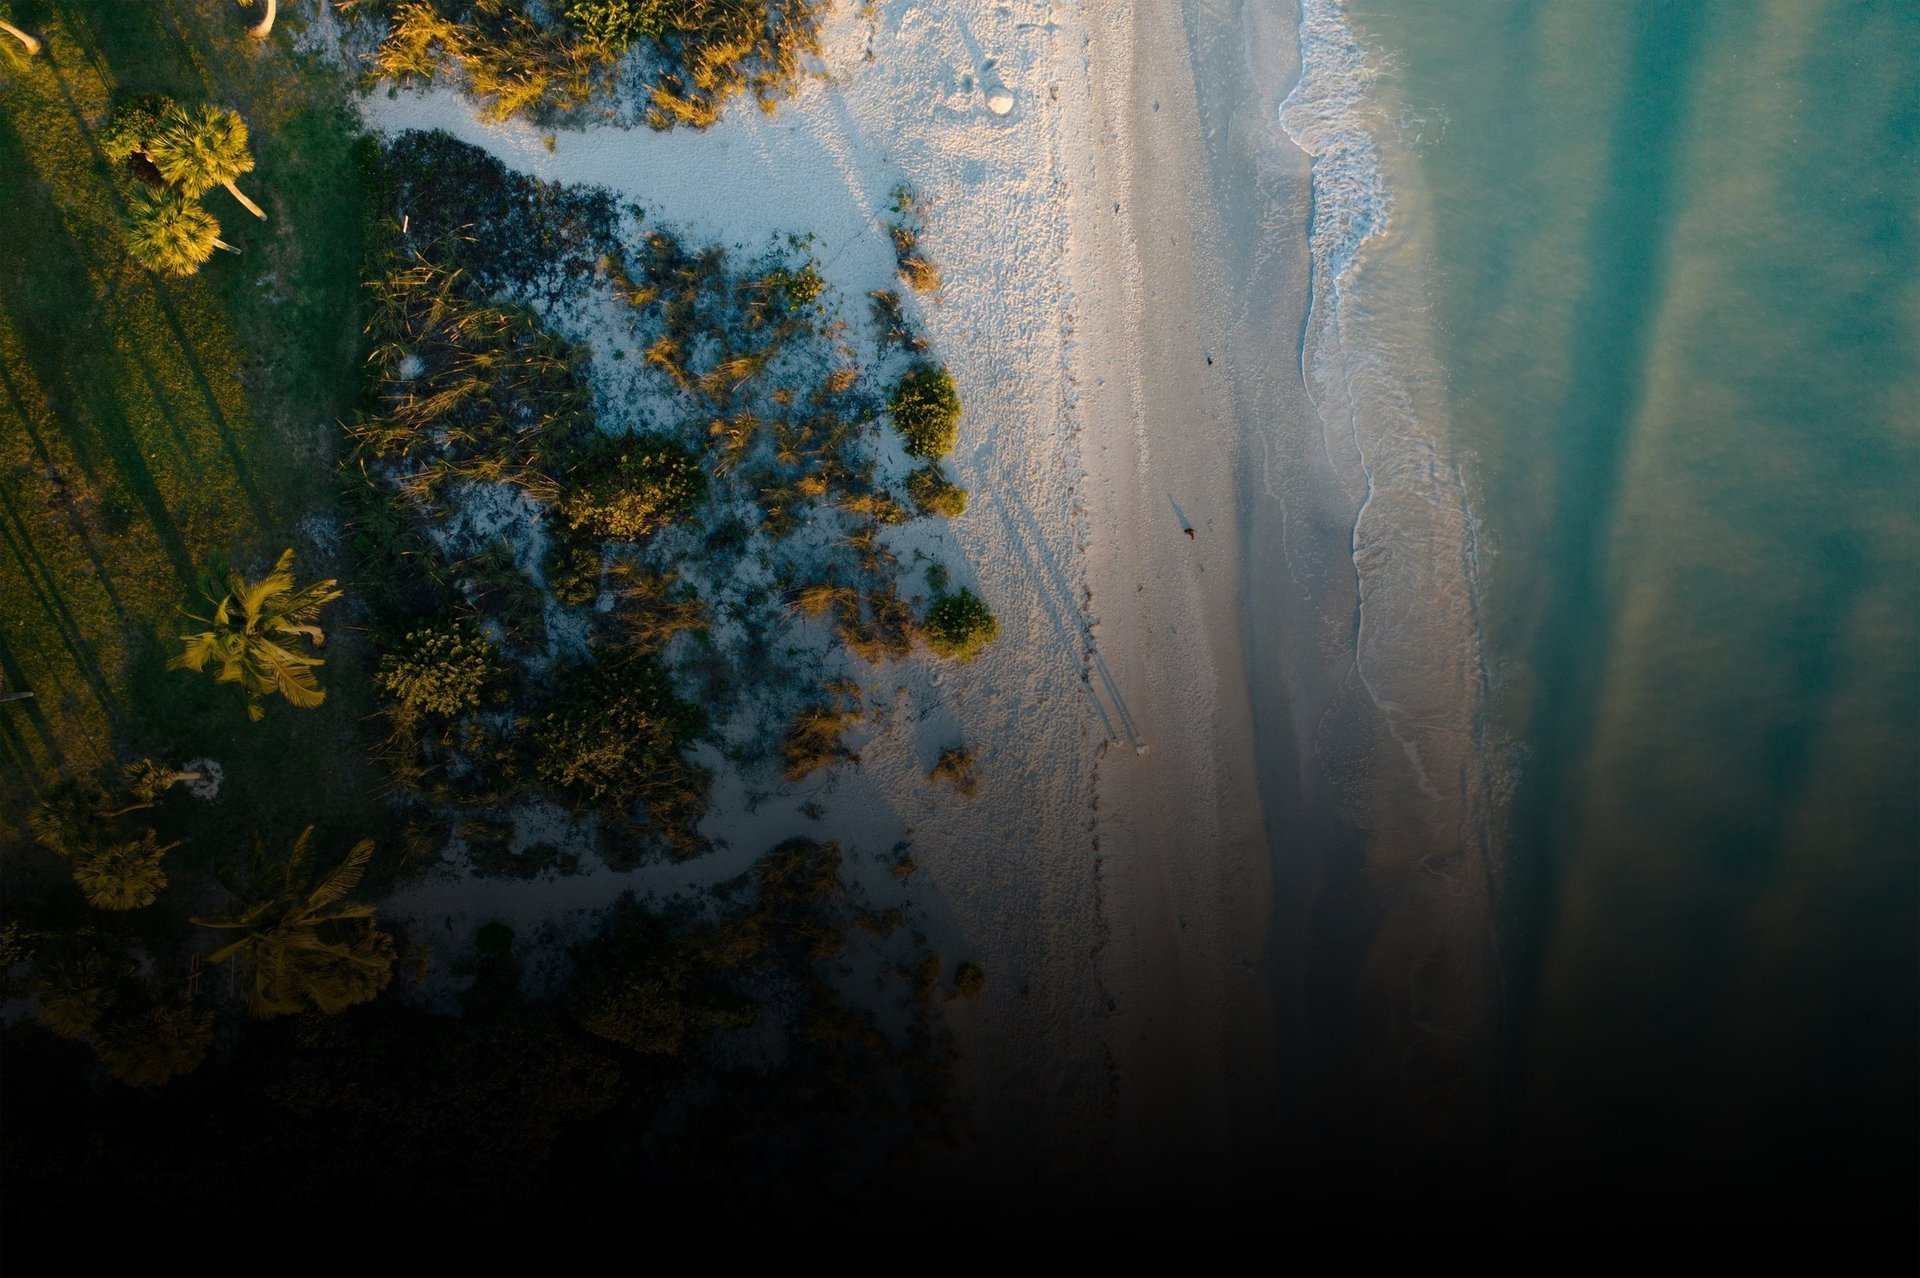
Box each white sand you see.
[352,0,1310,1198]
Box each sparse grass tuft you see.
[780,704,862,782]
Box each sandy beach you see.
[348,0,1322,1207]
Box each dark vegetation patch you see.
[3,835,960,1259]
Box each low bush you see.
[99,93,176,165]
[888,364,961,459]
[905,464,968,518]
[543,532,604,607]
[375,621,502,722]
[533,655,708,835]
[928,746,979,797]
[922,587,997,661]
[557,435,706,541]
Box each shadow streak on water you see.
[1497,0,1707,1082]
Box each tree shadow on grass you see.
[147,281,273,529]
[0,625,71,781]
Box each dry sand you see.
[350,0,1321,1204]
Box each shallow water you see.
[1304,0,1919,1217]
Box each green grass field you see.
[0,0,380,848]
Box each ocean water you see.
[1282,0,1919,1223]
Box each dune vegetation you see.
[2,1,995,1255]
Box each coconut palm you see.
[239,0,277,40]
[72,831,182,911]
[0,18,40,57]
[170,549,343,721]
[148,102,266,220]
[192,827,395,1017]
[123,757,210,803]
[123,187,234,277]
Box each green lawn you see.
[0,0,381,852]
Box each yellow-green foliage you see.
[603,560,707,652]
[169,549,345,721]
[558,437,707,541]
[91,993,214,1086]
[532,655,707,835]
[122,186,225,277]
[192,827,396,1018]
[72,831,180,910]
[564,0,670,51]
[99,92,176,162]
[922,587,997,661]
[839,583,917,664]
[355,0,824,129]
[372,0,614,123]
[375,622,500,722]
[888,363,962,459]
[906,464,968,518]
[356,254,591,502]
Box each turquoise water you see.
[1325,0,1918,1216]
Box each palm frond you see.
[306,838,374,909]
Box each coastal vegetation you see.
[343,0,827,128]
[890,362,964,458]
[169,550,344,720]
[923,587,999,661]
[2,3,988,1258]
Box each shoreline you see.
[348,0,1317,1206]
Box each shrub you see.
[922,588,998,661]
[839,584,916,664]
[543,532,603,607]
[766,262,824,310]
[952,961,987,1000]
[570,899,755,1058]
[533,655,707,825]
[928,746,979,797]
[889,364,961,459]
[558,435,706,541]
[100,93,177,164]
[906,464,968,518]
[375,621,501,721]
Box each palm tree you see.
[123,187,234,277]
[170,549,343,721]
[123,757,210,803]
[0,19,39,58]
[240,0,277,40]
[148,102,266,220]
[72,831,181,911]
[192,827,395,1017]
